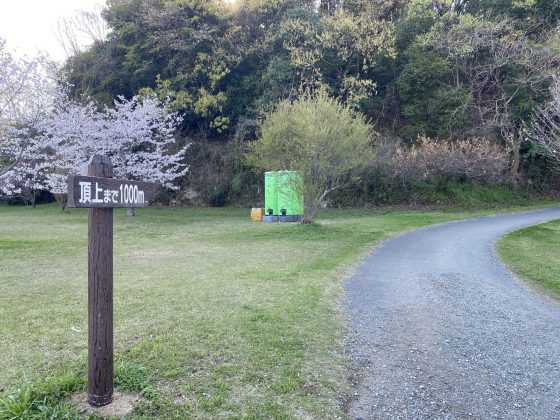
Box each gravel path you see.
[345,208,560,419]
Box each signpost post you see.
[67,155,160,407]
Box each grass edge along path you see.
[497,218,560,300]
[0,203,558,419]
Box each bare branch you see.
[55,6,108,59]
[529,76,560,169]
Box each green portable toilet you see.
[264,171,279,216]
[277,171,304,216]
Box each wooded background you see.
[5,0,560,207]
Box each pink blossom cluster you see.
[0,39,189,200]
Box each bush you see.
[392,135,510,185]
[330,134,524,207]
[183,136,260,207]
[209,185,228,207]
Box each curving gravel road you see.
[345,207,560,419]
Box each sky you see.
[0,0,106,62]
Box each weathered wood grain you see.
[87,155,114,407]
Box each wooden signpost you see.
[67,155,160,407]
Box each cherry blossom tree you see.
[103,96,189,188]
[38,97,103,208]
[41,94,189,212]
[1,38,187,208]
[105,96,189,215]
[3,142,52,206]
[0,38,58,196]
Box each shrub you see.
[209,185,228,207]
[392,135,510,185]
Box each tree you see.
[1,139,52,206]
[65,0,395,133]
[41,94,189,213]
[530,77,560,169]
[104,95,189,215]
[66,0,234,132]
[0,44,189,210]
[277,6,395,108]
[465,0,560,32]
[430,16,557,180]
[0,39,58,195]
[55,5,108,59]
[246,91,374,222]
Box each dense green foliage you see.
[62,0,560,205]
[67,0,559,133]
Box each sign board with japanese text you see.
[67,175,160,208]
[67,155,165,408]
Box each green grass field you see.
[497,219,560,298]
[0,204,556,418]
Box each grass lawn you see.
[0,203,556,418]
[497,219,560,298]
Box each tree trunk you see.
[302,198,316,224]
[55,193,67,211]
[127,207,135,217]
[510,142,521,185]
[506,129,522,186]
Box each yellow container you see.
[251,208,264,222]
